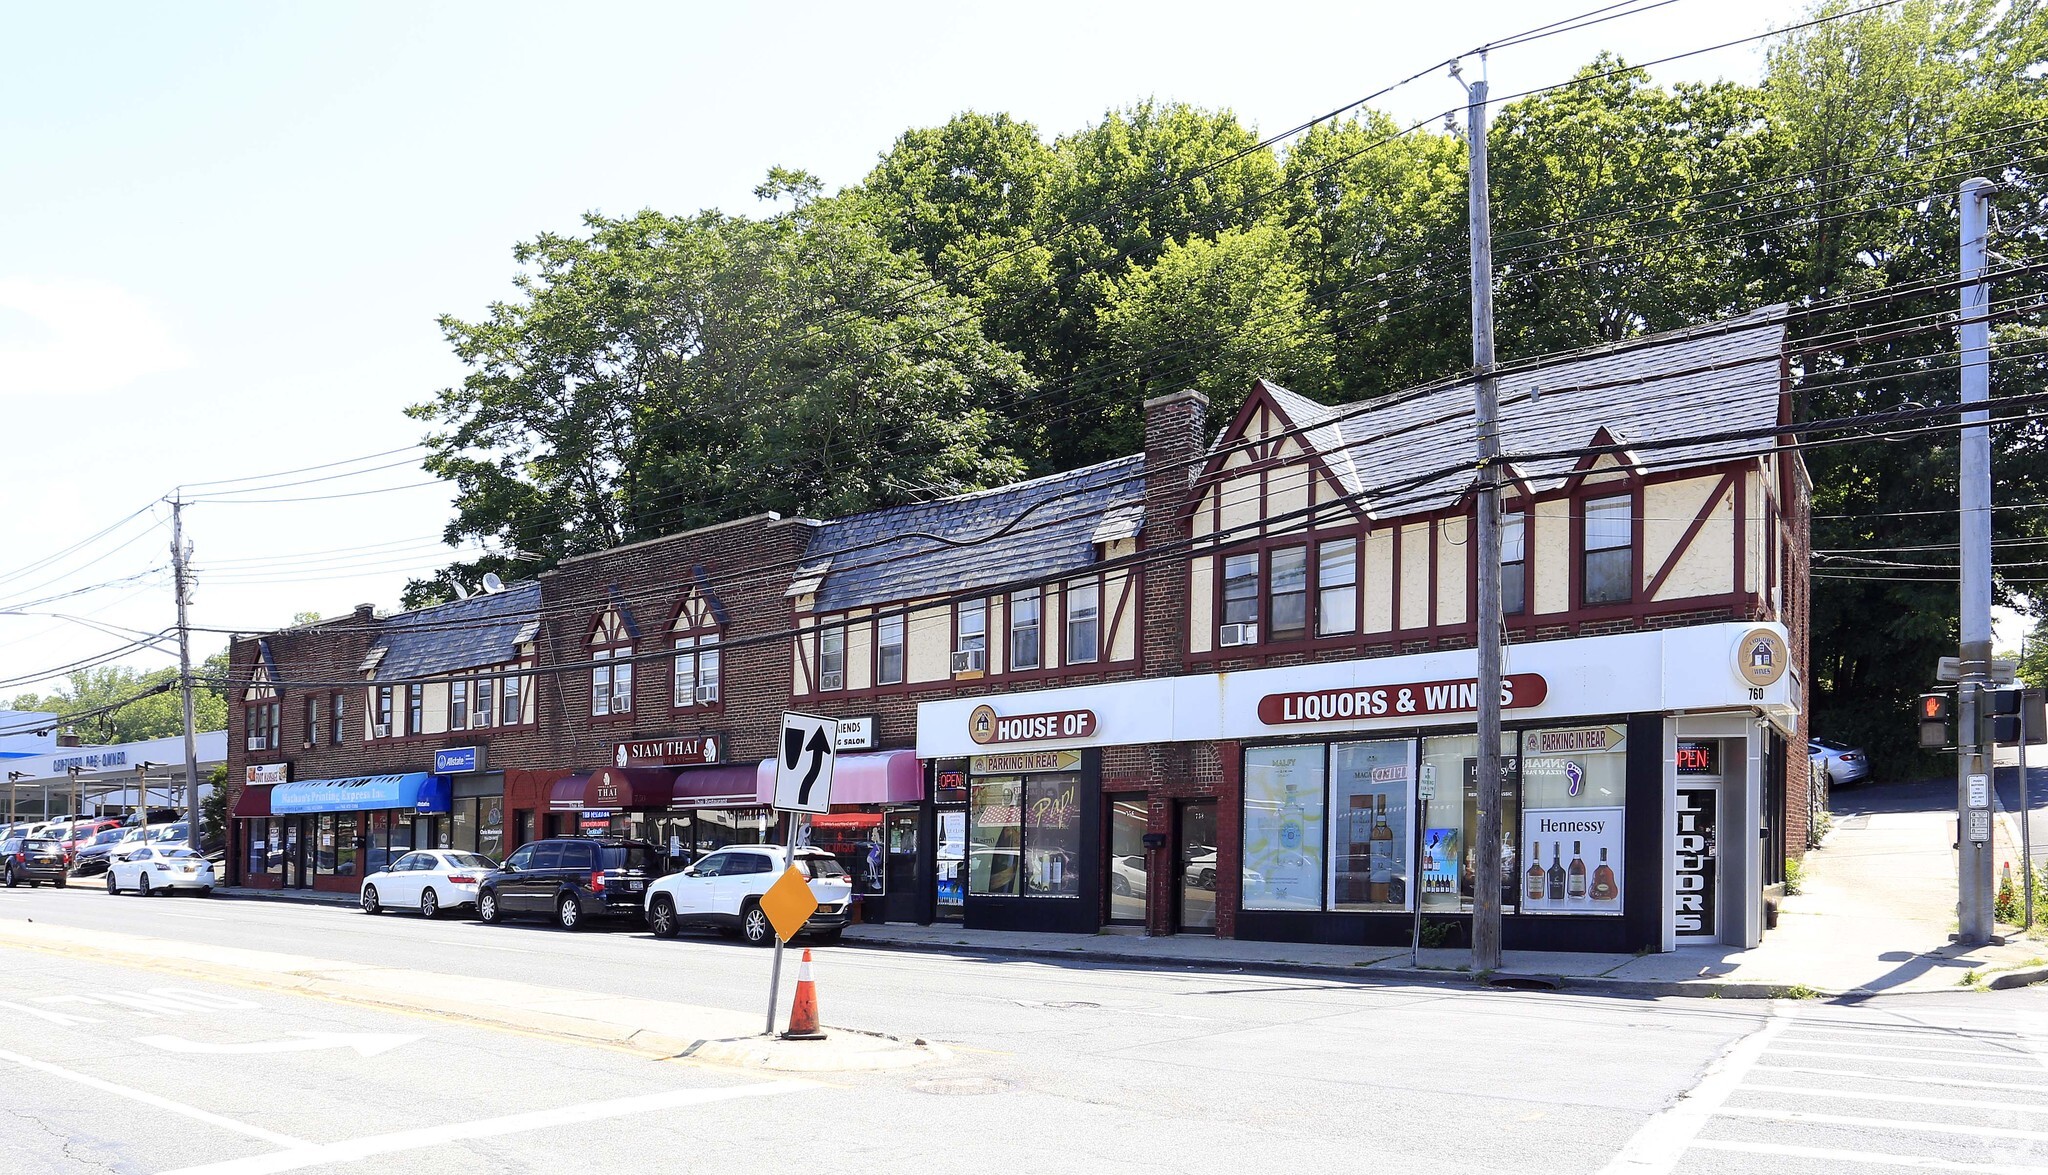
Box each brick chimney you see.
[1141,389,1210,677]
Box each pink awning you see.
[546,774,592,812]
[750,749,922,807]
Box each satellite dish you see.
[450,581,471,600]
[481,572,505,594]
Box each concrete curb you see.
[0,921,947,1073]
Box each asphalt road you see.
[4,886,2047,1173]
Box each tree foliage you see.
[9,651,230,745]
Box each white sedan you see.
[106,846,216,896]
[359,849,498,918]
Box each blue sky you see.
[0,0,1822,695]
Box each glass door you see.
[1673,782,1720,941]
[935,806,966,922]
[1176,799,1218,933]
[1106,794,1148,925]
[281,818,304,889]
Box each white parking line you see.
[1767,1048,2048,1072]
[157,1078,816,1174]
[0,1047,307,1150]
[1774,1035,2040,1057]
[1689,1139,2048,1173]
[1596,1009,1789,1175]
[1718,1105,2048,1141]
[1753,1063,2048,1095]
[1742,1082,2048,1112]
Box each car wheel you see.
[138,875,151,897]
[105,871,117,895]
[649,895,679,939]
[197,887,212,898]
[361,884,382,915]
[1110,873,1131,896]
[420,888,440,919]
[54,876,65,889]
[741,901,774,947]
[556,893,582,931]
[477,889,501,924]
[3,867,15,888]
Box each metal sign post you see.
[765,713,837,1035]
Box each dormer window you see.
[591,607,634,718]
[1583,495,1633,607]
[670,592,722,708]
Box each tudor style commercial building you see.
[225,305,1807,952]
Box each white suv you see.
[643,845,853,946]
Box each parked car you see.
[68,827,134,877]
[643,844,853,946]
[1810,738,1871,787]
[106,845,216,896]
[1109,854,1148,897]
[475,838,663,930]
[45,819,121,861]
[1,834,69,887]
[360,850,499,918]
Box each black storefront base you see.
[962,756,1104,934]
[1236,713,1669,955]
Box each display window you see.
[1417,733,1519,915]
[1242,745,1325,910]
[1518,724,1627,916]
[1330,739,1414,912]
[969,778,1023,896]
[315,813,338,875]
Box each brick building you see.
[227,306,1808,952]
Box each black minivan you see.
[475,838,662,930]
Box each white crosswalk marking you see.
[1604,1007,2048,1173]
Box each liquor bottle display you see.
[1566,841,1587,899]
[1547,842,1566,902]
[1590,846,1618,902]
[1368,794,1395,903]
[1525,841,1545,903]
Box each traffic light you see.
[1919,693,1953,749]
[1992,687,2024,744]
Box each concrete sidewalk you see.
[0,918,944,1073]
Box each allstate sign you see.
[433,746,481,774]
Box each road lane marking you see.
[0,1047,309,1150]
[1778,1033,2037,1056]
[1596,1008,1788,1175]
[1689,1139,2048,1173]
[0,999,98,1025]
[1753,1063,2048,1094]
[1766,1048,2048,1071]
[1719,1105,2048,1141]
[1743,1083,2048,1112]
[137,1032,417,1057]
[158,1078,817,1174]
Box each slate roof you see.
[1258,304,1789,515]
[367,580,541,681]
[800,456,1145,612]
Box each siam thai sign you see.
[1257,674,1548,726]
[613,735,722,767]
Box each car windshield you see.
[598,845,657,872]
[448,853,498,870]
[799,855,848,879]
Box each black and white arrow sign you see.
[775,713,837,814]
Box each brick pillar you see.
[1141,389,1209,679]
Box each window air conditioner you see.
[611,689,632,711]
[472,709,492,729]
[694,684,720,704]
[951,648,987,674]
[372,723,391,739]
[1218,622,1259,647]
[819,671,844,691]
[245,735,268,752]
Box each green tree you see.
[9,649,230,744]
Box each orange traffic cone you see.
[782,948,826,1040]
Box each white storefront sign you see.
[916,622,1795,758]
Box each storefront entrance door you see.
[1673,783,1719,941]
[281,818,305,889]
[1106,794,1147,925]
[935,806,965,922]
[1176,799,1218,934]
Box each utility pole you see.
[1957,177,1997,945]
[1456,58,1505,971]
[170,496,202,835]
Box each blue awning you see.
[271,772,450,816]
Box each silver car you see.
[1810,738,1870,787]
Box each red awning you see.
[750,749,923,806]
[810,812,883,831]
[233,785,272,819]
[670,762,765,809]
[585,767,677,810]
[546,774,592,812]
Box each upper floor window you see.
[1269,547,1308,641]
[592,648,632,716]
[1221,553,1259,646]
[303,696,319,749]
[1502,511,1527,615]
[244,701,280,753]
[1009,589,1041,671]
[877,613,905,686]
[330,692,345,746]
[1066,579,1100,664]
[819,624,846,691]
[1583,495,1633,607]
[407,684,424,736]
[449,681,468,731]
[1317,539,1358,636]
[375,686,394,737]
[674,634,721,707]
[957,598,987,654]
[473,676,495,728]
[502,670,523,726]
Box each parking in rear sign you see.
[775,712,837,813]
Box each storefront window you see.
[1519,724,1627,915]
[478,796,504,860]
[1330,739,1412,912]
[968,777,1023,896]
[1023,774,1080,897]
[692,807,772,854]
[1418,733,1520,915]
[1242,745,1325,911]
[452,801,474,854]
[1107,795,1147,923]
[315,813,338,875]
[245,823,264,878]
[334,814,357,877]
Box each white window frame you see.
[1066,579,1100,664]
[819,624,846,690]
[1009,588,1041,671]
[876,614,905,686]
[957,597,987,654]
[1316,538,1358,636]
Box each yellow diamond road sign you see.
[759,866,819,944]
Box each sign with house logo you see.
[613,735,722,768]
[1733,628,1788,687]
[967,704,1098,745]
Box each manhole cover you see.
[913,1077,1010,1096]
